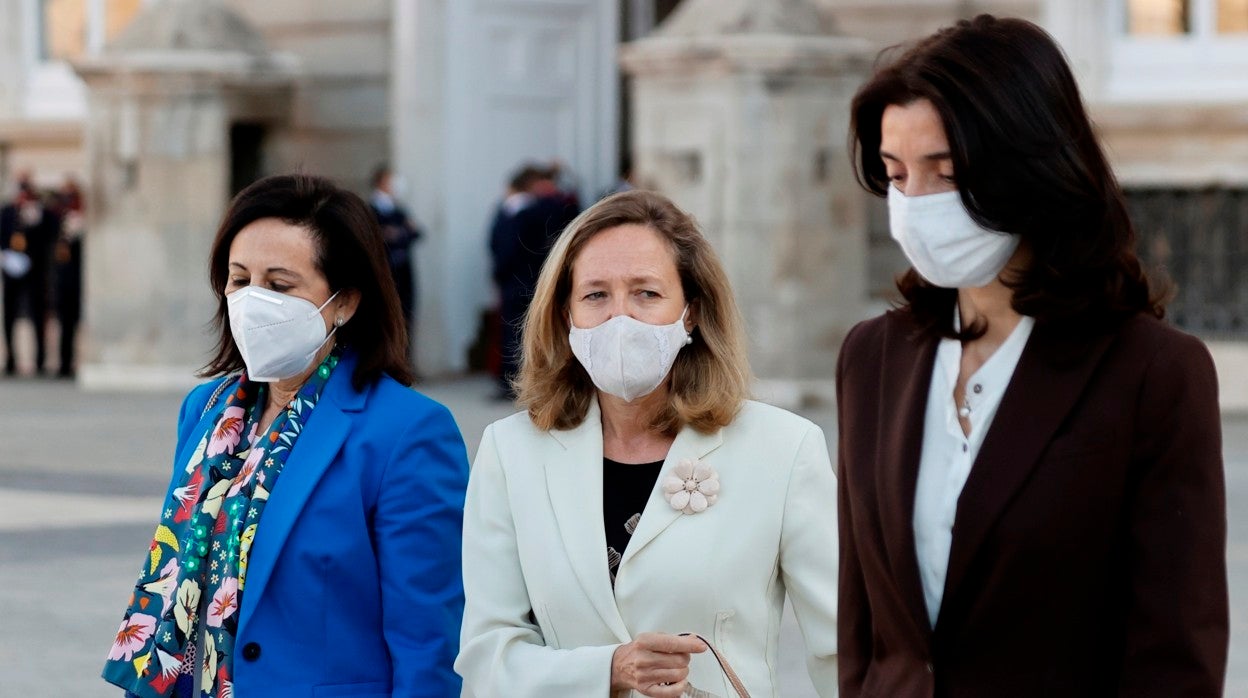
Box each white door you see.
[396,0,618,375]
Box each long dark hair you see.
[201,173,414,389]
[850,14,1164,337]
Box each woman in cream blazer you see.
[456,190,838,697]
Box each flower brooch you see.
[662,458,720,514]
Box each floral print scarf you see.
[103,350,342,698]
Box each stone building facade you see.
[1,0,1245,406]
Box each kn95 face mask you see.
[227,286,340,382]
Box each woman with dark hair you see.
[102,174,468,697]
[838,15,1227,697]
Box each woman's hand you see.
[610,632,706,697]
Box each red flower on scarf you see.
[207,406,246,457]
[227,447,265,498]
[173,468,204,524]
[207,577,239,628]
[109,613,157,661]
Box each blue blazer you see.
[169,352,468,697]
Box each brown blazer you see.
[836,309,1228,697]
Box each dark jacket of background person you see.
[1,196,60,373]
[489,195,576,294]
[53,183,84,377]
[489,194,578,394]
[0,203,14,257]
[836,309,1228,697]
[370,195,423,331]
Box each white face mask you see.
[390,174,408,199]
[569,307,693,402]
[888,184,1020,289]
[18,202,41,227]
[227,286,340,382]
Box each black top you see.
[603,457,664,584]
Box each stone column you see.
[0,0,24,123]
[621,0,873,406]
[72,0,294,389]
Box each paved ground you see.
[0,374,1244,696]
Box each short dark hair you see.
[850,15,1164,337]
[508,163,555,193]
[370,163,390,189]
[619,154,634,180]
[201,173,414,388]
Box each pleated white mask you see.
[568,307,692,402]
[888,184,1020,288]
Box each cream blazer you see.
[455,399,838,697]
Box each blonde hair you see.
[515,190,751,434]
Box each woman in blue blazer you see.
[102,174,468,697]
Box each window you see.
[39,0,143,62]
[1124,0,1248,36]
[1108,0,1248,101]
[1127,188,1248,338]
[40,0,87,62]
[24,0,145,119]
[1218,0,1248,32]
[104,0,142,43]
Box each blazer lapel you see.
[878,314,941,639]
[545,401,632,643]
[238,358,363,625]
[618,424,724,569]
[941,323,1116,614]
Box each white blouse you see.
[912,313,1035,627]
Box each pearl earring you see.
[335,316,344,327]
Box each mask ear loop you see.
[678,304,693,346]
[310,290,344,355]
[315,290,341,314]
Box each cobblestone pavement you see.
[0,375,1243,696]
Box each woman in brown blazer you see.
[837,15,1228,697]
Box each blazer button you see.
[242,642,261,661]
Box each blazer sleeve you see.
[1119,331,1229,695]
[779,423,840,696]
[171,378,230,471]
[376,402,470,697]
[835,322,872,697]
[174,384,205,457]
[455,424,621,697]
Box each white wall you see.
[227,0,393,193]
[394,0,619,375]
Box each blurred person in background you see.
[53,175,85,378]
[369,163,424,349]
[544,158,582,211]
[837,15,1228,696]
[1,172,59,376]
[484,167,537,386]
[600,155,636,200]
[489,162,579,400]
[458,190,839,697]
[102,173,468,697]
